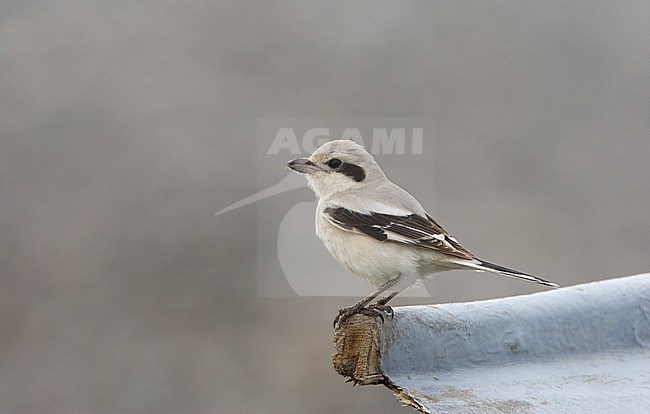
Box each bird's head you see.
[286,139,385,197]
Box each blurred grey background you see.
[1,1,649,413]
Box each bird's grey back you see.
[326,178,428,217]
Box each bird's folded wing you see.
[323,206,475,260]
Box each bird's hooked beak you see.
[286,158,321,174]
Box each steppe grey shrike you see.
[287,139,558,325]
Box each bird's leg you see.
[374,291,399,306]
[369,291,399,320]
[334,278,398,327]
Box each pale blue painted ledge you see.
[378,274,650,413]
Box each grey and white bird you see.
[287,139,558,324]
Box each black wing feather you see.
[324,207,475,260]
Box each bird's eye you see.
[326,158,342,169]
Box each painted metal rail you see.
[333,274,650,413]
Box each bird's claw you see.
[334,305,363,327]
[333,304,394,327]
[369,304,394,321]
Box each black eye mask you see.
[337,163,366,182]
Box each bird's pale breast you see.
[316,211,421,289]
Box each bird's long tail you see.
[467,259,559,288]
